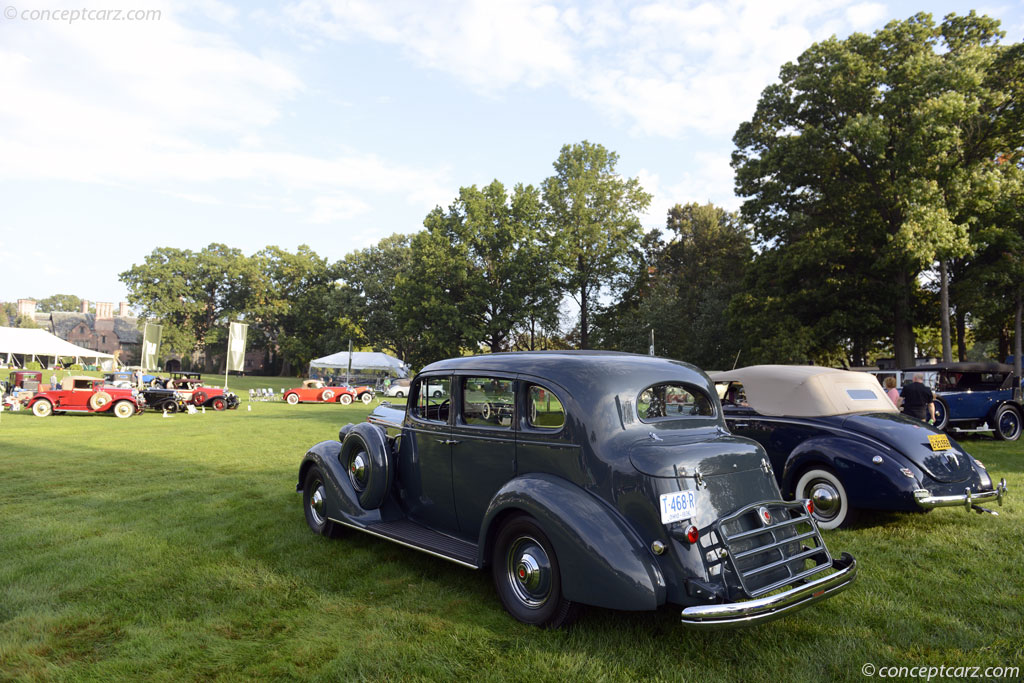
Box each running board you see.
[331,517,480,569]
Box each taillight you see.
[805,498,814,516]
[685,524,699,544]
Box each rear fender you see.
[782,437,920,510]
[478,473,666,611]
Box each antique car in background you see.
[104,369,161,388]
[903,362,1022,441]
[27,376,144,418]
[283,380,374,405]
[140,385,190,413]
[166,375,239,410]
[3,370,44,400]
[382,378,411,398]
[711,366,1008,529]
[296,352,856,628]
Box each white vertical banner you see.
[141,322,163,371]
[227,322,248,372]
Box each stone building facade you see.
[18,298,142,364]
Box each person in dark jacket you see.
[901,373,935,423]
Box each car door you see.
[450,374,518,538]
[401,375,459,533]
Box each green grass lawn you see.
[1,397,1022,681]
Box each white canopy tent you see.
[309,351,409,378]
[0,327,116,369]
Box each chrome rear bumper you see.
[913,478,1007,511]
[680,553,857,628]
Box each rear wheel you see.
[994,404,1022,441]
[932,399,949,430]
[303,466,341,538]
[339,393,353,405]
[112,400,134,418]
[361,392,373,404]
[32,400,53,418]
[795,467,856,530]
[492,515,579,628]
[285,393,299,405]
[394,390,405,398]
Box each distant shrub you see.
[70,364,83,371]
[25,361,42,370]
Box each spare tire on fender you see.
[340,422,393,510]
[89,391,113,411]
[193,391,208,406]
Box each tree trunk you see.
[579,285,589,349]
[892,271,916,367]
[939,261,952,362]
[955,310,967,361]
[1015,292,1022,396]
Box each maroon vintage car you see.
[165,376,239,410]
[27,376,144,418]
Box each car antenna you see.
[732,350,742,370]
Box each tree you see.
[732,12,1022,366]
[542,141,651,349]
[246,245,334,375]
[596,203,754,369]
[120,244,250,369]
[35,294,83,313]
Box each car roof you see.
[904,362,1014,375]
[420,351,712,400]
[709,365,897,417]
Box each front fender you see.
[478,474,666,611]
[781,437,920,511]
[297,440,385,526]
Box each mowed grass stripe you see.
[0,390,1021,680]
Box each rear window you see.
[846,389,879,401]
[637,383,715,422]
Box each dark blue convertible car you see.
[903,362,1023,442]
[711,366,1008,529]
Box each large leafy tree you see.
[542,141,651,349]
[120,244,250,369]
[35,294,83,313]
[732,12,1022,366]
[246,245,335,375]
[597,203,754,369]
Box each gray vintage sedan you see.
[296,352,856,628]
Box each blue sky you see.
[1,0,1022,306]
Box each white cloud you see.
[0,0,451,222]
[281,0,894,138]
[639,153,740,229]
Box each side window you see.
[462,377,514,428]
[638,382,715,421]
[526,384,564,429]
[413,377,451,423]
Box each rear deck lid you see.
[842,413,974,483]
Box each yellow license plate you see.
[928,434,951,451]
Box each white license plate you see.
[659,490,697,524]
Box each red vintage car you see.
[27,376,144,418]
[166,376,239,410]
[284,380,375,405]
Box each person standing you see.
[901,373,935,423]
[884,376,901,408]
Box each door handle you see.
[732,422,750,429]
[436,439,460,445]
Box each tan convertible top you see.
[709,365,897,417]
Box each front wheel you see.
[212,398,226,411]
[32,400,53,418]
[994,404,1022,441]
[492,515,579,628]
[303,466,341,538]
[112,400,135,418]
[795,467,856,530]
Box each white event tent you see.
[0,327,116,369]
[309,351,408,378]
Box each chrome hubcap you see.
[507,537,551,608]
[349,452,368,490]
[309,484,326,526]
[809,482,840,518]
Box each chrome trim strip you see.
[680,553,857,628]
[913,478,1007,510]
[366,415,403,430]
[331,518,480,570]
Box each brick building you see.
[18,298,142,365]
